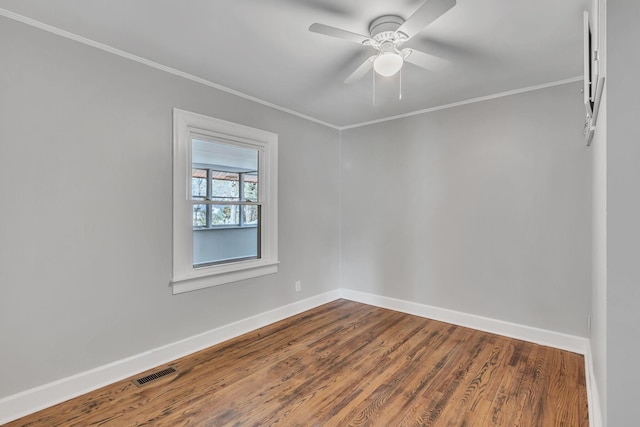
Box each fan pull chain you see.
[372,70,376,106]
[399,67,402,100]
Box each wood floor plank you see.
[328,321,463,425]
[261,312,424,424]
[403,334,503,426]
[467,338,522,427]
[5,300,589,426]
[355,325,476,426]
[201,307,405,425]
[437,335,513,427]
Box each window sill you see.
[171,260,279,294]
[193,225,258,231]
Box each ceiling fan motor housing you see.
[369,15,407,41]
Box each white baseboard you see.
[0,290,341,425]
[0,288,595,425]
[338,289,589,355]
[584,343,603,427]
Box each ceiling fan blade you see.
[402,49,450,71]
[309,23,370,44]
[344,56,376,84]
[397,0,456,40]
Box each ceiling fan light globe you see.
[373,52,403,77]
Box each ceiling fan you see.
[309,0,456,84]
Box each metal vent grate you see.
[133,366,178,387]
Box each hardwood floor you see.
[6,300,589,426]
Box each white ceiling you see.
[0,0,589,128]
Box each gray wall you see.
[607,0,640,425]
[0,17,340,398]
[340,83,592,336]
[591,85,607,426]
[590,0,606,423]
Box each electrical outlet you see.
[295,280,301,292]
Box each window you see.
[172,109,278,294]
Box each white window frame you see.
[171,108,278,294]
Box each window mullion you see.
[206,169,212,228]
[239,173,245,227]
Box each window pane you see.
[211,171,239,201]
[244,205,259,225]
[211,204,239,226]
[192,169,207,199]
[244,172,258,202]
[193,204,207,227]
[193,205,261,267]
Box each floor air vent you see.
[133,366,178,387]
